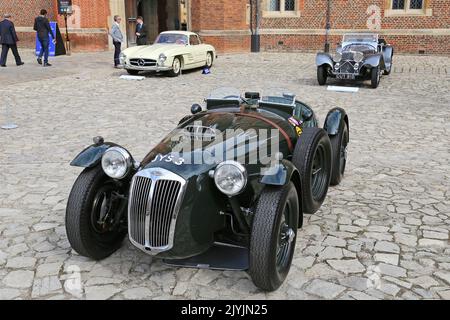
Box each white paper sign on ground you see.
[327,86,359,93]
[120,75,145,81]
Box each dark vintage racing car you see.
[316,33,394,88]
[66,88,349,291]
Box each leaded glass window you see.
[392,0,405,9]
[409,0,423,9]
[268,0,280,11]
[285,0,295,11]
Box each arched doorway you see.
[125,0,189,47]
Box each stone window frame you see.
[262,0,301,18]
[385,0,432,17]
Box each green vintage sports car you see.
[66,88,349,291]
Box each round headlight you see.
[353,51,364,63]
[333,52,342,62]
[214,161,247,196]
[101,147,132,179]
[159,53,167,63]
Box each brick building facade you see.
[1,0,448,54]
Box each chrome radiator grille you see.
[128,168,186,252]
[130,58,157,67]
[148,180,182,247]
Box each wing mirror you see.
[191,104,203,114]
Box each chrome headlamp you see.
[101,147,132,179]
[158,53,167,65]
[119,52,127,64]
[332,52,342,62]
[353,51,364,63]
[213,161,247,196]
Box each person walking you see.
[135,16,147,46]
[0,14,24,67]
[33,9,56,67]
[110,15,123,68]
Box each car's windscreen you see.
[343,34,377,44]
[208,87,241,100]
[155,33,188,45]
[343,44,376,52]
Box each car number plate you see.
[337,74,355,80]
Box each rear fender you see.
[323,107,349,140]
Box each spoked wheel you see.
[168,57,182,77]
[311,143,329,199]
[249,182,300,291]
[276,210,296,273]
[66,166,128,260]
[292,127,332,214]
[330,121,349,185]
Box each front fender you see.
[70,141,121,168]
[362,53,383,68]
[324,107,349,138]
[316,52,334,68]
[260,159,297,186]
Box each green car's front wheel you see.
[66,166,127,260]
[249,182,300,291]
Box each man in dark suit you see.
[0,14,24,67]
[33,9,56,67]
[135,16,147,46]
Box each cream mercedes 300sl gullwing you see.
[119,31,216,77]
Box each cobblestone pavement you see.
[0,50,449,300]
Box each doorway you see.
[125,0,189,47]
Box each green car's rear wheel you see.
[66,166,127,260]
[292,127,332,214]
[249,182,299,291]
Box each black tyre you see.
[329,121,349,186]
[249,182,300,291]
[126,69,140,75]
[292,127,332,214]
[371,65,381,88]
[66,166,127,260]
[205,52,213,68]
[317,66,327,85]
[168,57,182,77]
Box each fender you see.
[362,53,383,69]
[260,159,303,227]
[383,45,394,70]
[316,52,334,68]
[260,159,298,186]
[70,138,124,168]
[323,107,349,139]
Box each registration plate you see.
[336,74,356,80]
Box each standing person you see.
[110,15,123,68]
[33,9,56,67]
[0,14,24,67]
[135,16,147,46]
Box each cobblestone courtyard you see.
[0,50,449,300]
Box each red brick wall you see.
[2,0,449,54]
[0,0,55,26]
